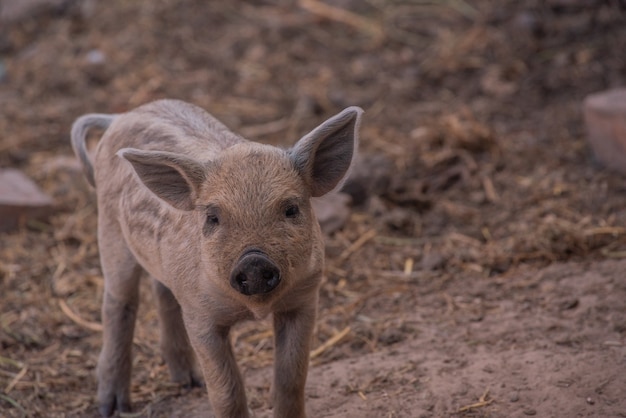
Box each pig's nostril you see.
[236,273,248,292]
[263,268,280,288]
[236,272,247,285]
[230,253,281,296]
[230,250,281,295]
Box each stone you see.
[0,169,54,232]
[341,153,394,206]
[312,192,352,234]
[420,252,446,271]
[583,88,626,175]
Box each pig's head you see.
[118,107,362,311]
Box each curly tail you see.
[70,113,117,187]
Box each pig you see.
[70,99,363,418]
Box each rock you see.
[0,169,54,232]
[377,327,405,346]
[583,88,626,175]
[512,10,542,36]
[82,48,113,85]
[312,192,352,234]
[381,207,416,232]
[420,252,446,271]
[341,153,394,206]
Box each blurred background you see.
[0,0,625,417]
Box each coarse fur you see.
[70,99,362,418]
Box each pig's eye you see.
[285,204,300,219]
[204,206,221,235]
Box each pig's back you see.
[96,99,245,161]
[92,99,246,194]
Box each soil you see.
[1,1,625,417]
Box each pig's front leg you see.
[184,319,250,418]
[272,304,317,418]
[152,279,204,388]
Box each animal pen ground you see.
[1,0,625,417]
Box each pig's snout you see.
[230,250,281,296]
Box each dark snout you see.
[230,250,281,296]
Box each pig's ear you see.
[290,106,363,197]
[118,148,206,211]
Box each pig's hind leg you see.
[152,279,204,388]
[96,222,143,417]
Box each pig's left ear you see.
[289,106,363,197]
[118,148,206,211]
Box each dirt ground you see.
[1,0,625,417]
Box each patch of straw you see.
[58,299,103,332]
[299,0,384,42]
[4,365,28,394]
[0,393,27,418]
[310,326,351,359]
[458,387,494,413]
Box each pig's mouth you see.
[229,249,281,296]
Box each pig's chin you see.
[244,295,280,320]
[226,279,288,320]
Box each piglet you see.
[70,99,362,418]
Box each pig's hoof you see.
[173,369,205,388]
[98,392,131,417]
[189,370,205,388]
[183,374,205,389]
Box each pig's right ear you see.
[118,148,206,211]
[289,106,363,197]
